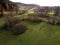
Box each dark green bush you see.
[3,16,22,29]
[11,23,27,35]
[47,21,55,25]
[2,15,27,35]
[27,15,42,22]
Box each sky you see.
[10,0,60,6]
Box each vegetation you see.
[1,15,27,35]
[11,23,27,35]
[0,0,60,45]
[0,21,60,45]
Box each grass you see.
[0,18,5,28]
[0,19,60,45]
[0,9,59,45]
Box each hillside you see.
[15,2,40,8]
[0,21,60,45]
[0,0,60,45]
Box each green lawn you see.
[0,20,60,45]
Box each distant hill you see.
[15,2,40,9]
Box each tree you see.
[0,0,9,17]
[54,7,60,16]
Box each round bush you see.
[11,23,27,35]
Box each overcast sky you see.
[10,0,60,6]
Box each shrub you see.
[55,20,60,25]
[11,23,27,35]
[18,10,26,15]
[0,14,4,17]
[27,15,42,23]
[3,15,27,35]
[3,16,22,29]
[47,21,55,25]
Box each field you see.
[0,19,60,45]
[1,0,60,45]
